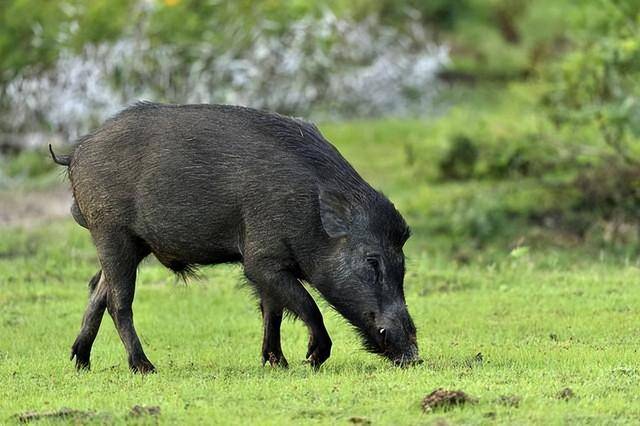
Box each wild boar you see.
[50,102,419,373]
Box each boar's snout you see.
[390,343,421,367]
[377,307,421,367]
[379,327,421,366]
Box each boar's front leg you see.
[245,262,332,369]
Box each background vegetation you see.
[2,0,639,254]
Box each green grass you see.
[2,117,640,424]
[2,222,640,424]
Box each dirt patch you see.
[496,394,521,408]
[16,408,94,423]
[348,416,371,425]
[421,389,478,413]
[465,352,484,368]
[294,409,338,419]
[0,186,72,228]
[129,405,161,417]
[557,387,575,401]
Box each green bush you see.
[542,0,640,165]
[438,135,478,180]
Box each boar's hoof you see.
[305,336,332,370]
[304,352,329,370]
[262,351,289,368]
[128,355,156,374]
[70,340,91,371]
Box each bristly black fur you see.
[63,102,419,372]
[167,261,199,282]
[355,325,384,354]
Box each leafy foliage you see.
[0,0,132,84]
[543,0,640,165]
[2,0,640,253]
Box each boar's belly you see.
[134,206,243,267]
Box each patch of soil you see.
[348,416,371,425]
[129,405,161,417]
[496,395,521,408]
[421,389,478,413]
[0,186,72,228]
[557,388,575,401]
[465,352,484,368]
[293,409,338,419]
[16,408,93,423]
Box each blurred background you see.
[1,0,639,260]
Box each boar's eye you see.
[366,255,382,284]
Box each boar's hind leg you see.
[93,230,154,374]
[259,296,288,368]
[70,270,106,370]
[245,264,332,369]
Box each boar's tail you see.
[49,144,71,166]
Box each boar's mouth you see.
[386,343,422,367]
[380,333,422,367]
[355,324,422,367]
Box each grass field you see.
[2,118,640,424]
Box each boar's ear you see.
[318,187,351,238]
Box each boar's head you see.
[315,188,420,366]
